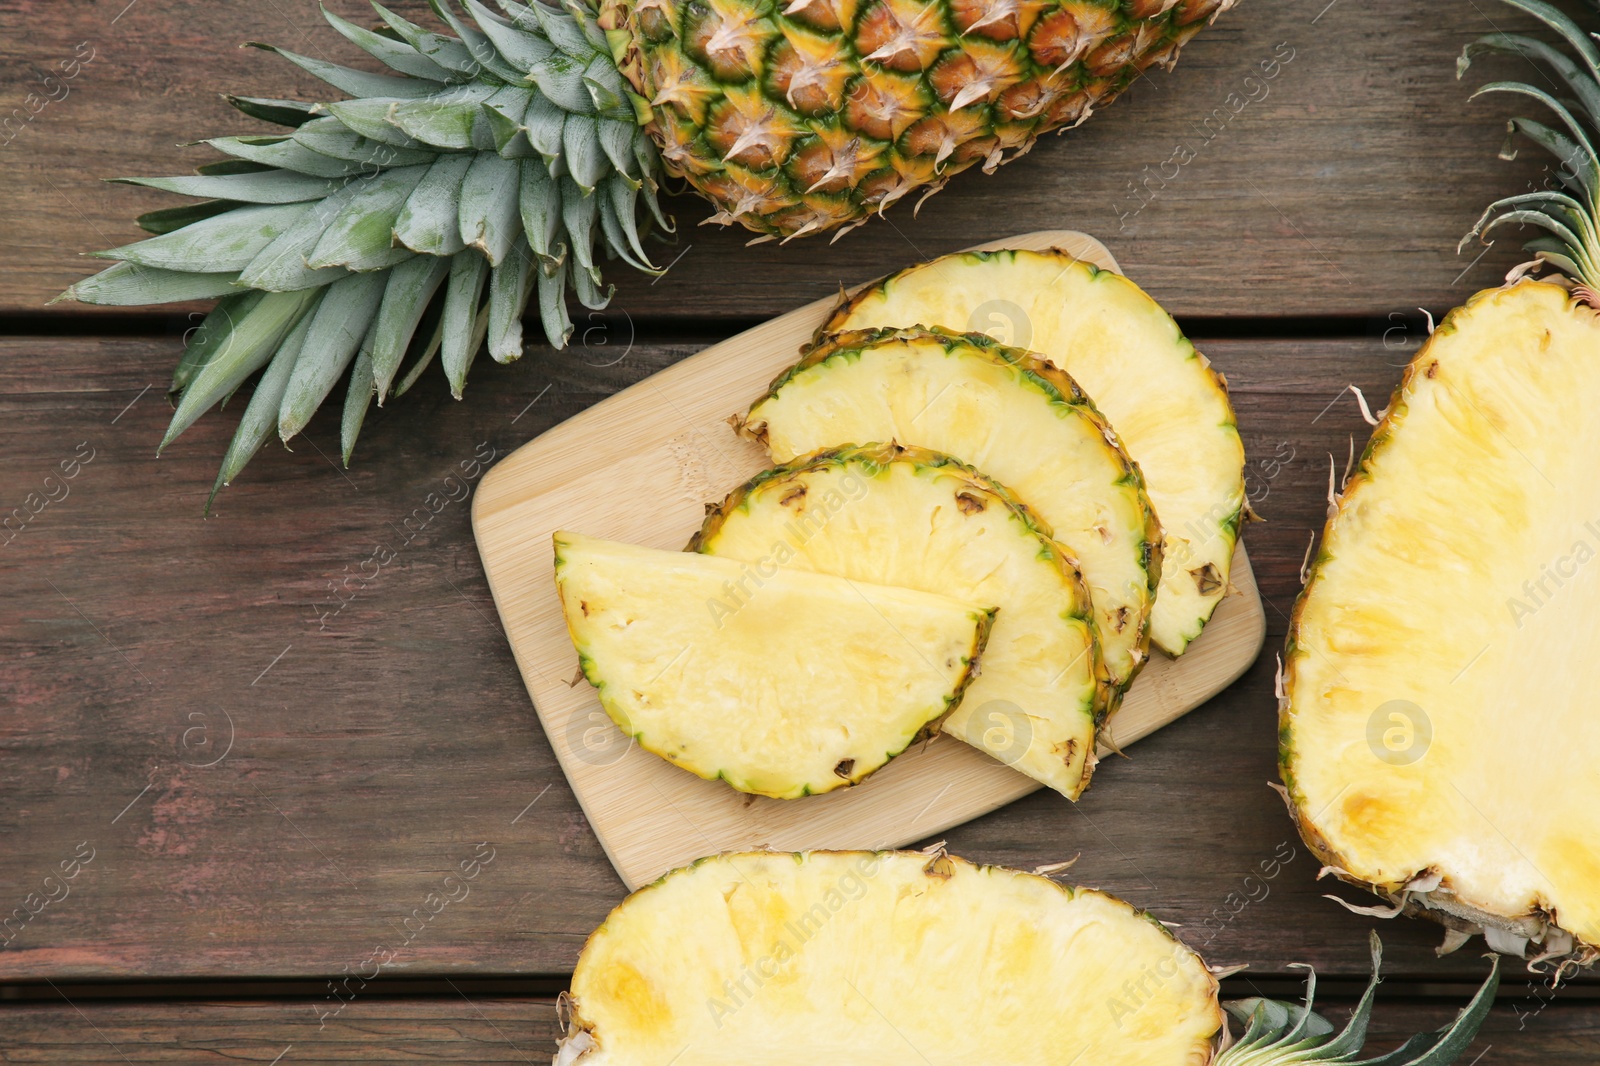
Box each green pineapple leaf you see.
[57,0,670,502]
[1213,933,1499,1066]
[1462,0,1600,298]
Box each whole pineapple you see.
[61,0,1236,495]
[603,0,1237,239]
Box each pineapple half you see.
[827,249,1246,656]
[554,532,993,798]
[60,0,1240,492]
[556,849,1500,1066]
[738,327,1161,698]
[690,443,1104,798]
[1283,282,1600,962]
[1283,0,1600,965]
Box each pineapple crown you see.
[57,0,669,504]
[1460,0,1600,304]
[1213,933,1499,1066]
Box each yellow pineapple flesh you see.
[691,443,1104,797]
[1284,282,1600,956]
[827,250,1244,656]
[740,327,1160,696]
[555,532,993,798]
[560,850,1221,1065]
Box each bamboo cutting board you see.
[473,230,1266,890]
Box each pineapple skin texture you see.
[563,850,1221,1065]
[598,0,1238,239]
[1283,282,1600,959]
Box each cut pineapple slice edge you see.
[554,532,993,800]
[1285,282,1600,956]
[562,851,1221,1066]
[826,249,1245,656]
[691,443,1103,799]
[742,326,1159,691]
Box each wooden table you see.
[2,1,1596,1061]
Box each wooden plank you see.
[0,0,1552,319]
[472,229,1265,890]
[1,995,1597,1064]
[0,331,1575,981]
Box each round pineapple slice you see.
[555,532,993,800]
[1285,282,1600,959]
[560,850,1221,1066]
[826,250,1246,656]
[739,327,1159,697]
[691,443,1103,799]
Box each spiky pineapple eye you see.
[683,0,777,79]
[1086,22,1162,76]
[949,0,1047,41]
[705,84,806,167]
[928,39,1027,111]
[1027,5,1114,69]
[995,72,1067,121]
[779,0,847,31]
[767,29,856,113]
[856,0,950,72]
[843,67,930,141]
[634,0,681,39]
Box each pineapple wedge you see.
[554,533,993,800]
[691,444,1103,798]
[739,327,1159,698]
[1285,283,1600,959]
[561,851,1221,1066]
[826,250,1246,656]
[557,851,1501,1066]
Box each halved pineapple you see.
[1284,282,1600,958]
[739,327,1159,698]
[559,850,1222,1066]
[554,533,993,800]
[690,444,1103,799]
[826,250,1245,656]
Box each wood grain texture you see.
[0,0,1554,320]
[2,995,1597,1064]
[0,329,1584,983]
[473,230,1265,890]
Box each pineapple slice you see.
[554,532,993,800]
[1285,283,1600,957]
[559,851,1222,1066]
[826,250,1246,656]
[691,444,1103,798]
[739,327,1160,699]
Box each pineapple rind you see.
[563,850,1222,1065]
[598,0,1240,239]
[1283,281,1600,961]
[827,248,1244,657]
[691,442,1105,798]
[741,326,1160,696]
[554,531,994,799]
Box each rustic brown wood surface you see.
[0,0,1554,320]
[5,0,1600,1055]
[4,995,1596,1064]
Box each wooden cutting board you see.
[472,230,1266,890]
